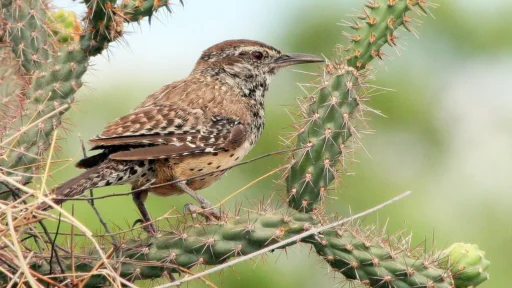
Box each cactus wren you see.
[48,39,323,233]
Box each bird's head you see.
[193,39,324,97]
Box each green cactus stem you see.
[0,47,23,142]
[0,0,180,199]
[286,63,361,212]
[2,0,52,73]
[79,0,175,56]
[0,211,464,287]
[345,0,432,70]
[285,0,434,212]
[120,0,174,23]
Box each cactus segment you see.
[345,0,432,70]
[3,44,87,171]
[310,227,455,287]
[286,0,435,212]
[0,48,23,141]
[78,0,120,56]
[120,0,172,23]
[287,63,361,212]
[79,0,174,56]
[2,0,52,72]
[0,211,469,288]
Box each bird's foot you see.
[183,203,223,221]
[132,218,158,235]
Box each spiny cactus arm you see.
[0,44,88,200]
[1,209,481,288]
[310,227,455,288]
[120,0,178,23]
[79,0,118,56]
[0,0,67,198]
[286,0,435,212]
[2,0,51,73]
[80,0,177,56]
[286,64,361,212]
[0,48,23,144]
[345,0,433,70]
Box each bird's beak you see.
[272,53,324,68]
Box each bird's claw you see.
[183,203,222,222]
[132,218,158,235]
[183,203,198,218]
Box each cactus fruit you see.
[47,10,82,44]
[439,243,490,288]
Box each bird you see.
[43,39,324,234]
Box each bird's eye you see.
[251,51,264,61]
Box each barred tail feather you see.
[53,165,104,203]
[39,160,150,211]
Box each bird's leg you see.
[176,181,222,221]
[131,188,157,235]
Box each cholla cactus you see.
[286,0,436,212]
[0,0,175,198]
[0,0,490,287]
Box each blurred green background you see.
[48,0,512,287]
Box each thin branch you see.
[0,174,119,281]
[157,191,412,287]
[40,130,59,195]
[6,211,41,288]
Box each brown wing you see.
[89,105,205,148]
[108,120,248,160]
[88,105,248,160]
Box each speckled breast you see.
[149,141,253,196]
